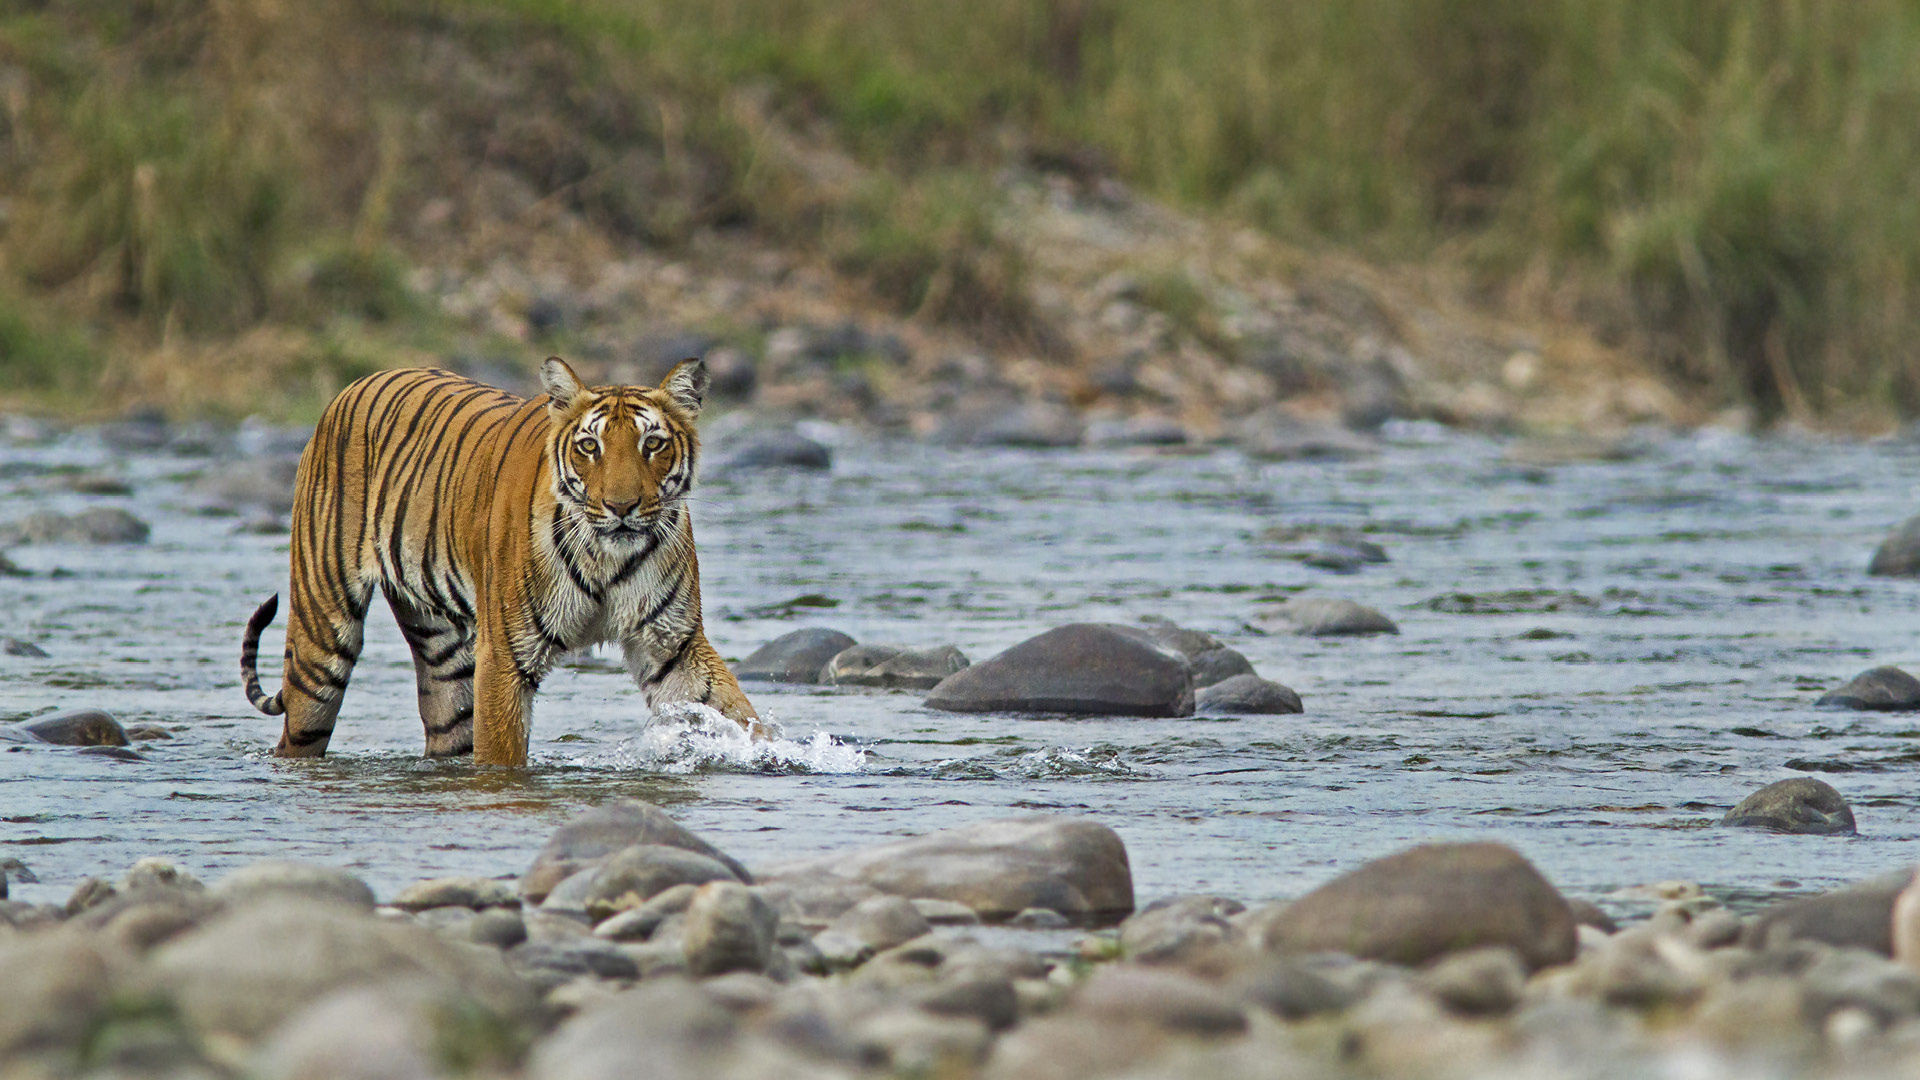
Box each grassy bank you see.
[3,0,1918,422]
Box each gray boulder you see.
[1721,777,1857,835]
[1234,410,1377,461]
[1120,895,1244,964]
[952,403,1085,448]
[826,644,970,690]
[1264,842,1576,971]
[924,624,1194,717]
[215,861,376,910]
[812,895,934,969]
[1189,647,1256,688]
[1746,870,1915,955]
[0,507,150,545]
[714,428,831,472]
[764,816,1133,925]
[735,628,858,684]
[1264,596,1399,636]
[521,799,749,902]
[1869,514,1920,577]
[1817,666,1920,711]
[582,844,744,920]
[193,456,299,517]
[528,978,736,1080]
[681,881,780,976]
[1195,674,1302,715]
[390,876,520,912]
[20,710,128,746]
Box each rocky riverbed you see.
[12,801,1920,1079]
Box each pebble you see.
[924,623,1194,717]
[1816,665,1920,711]
[1194,674,1303,714]
[734,627,858,684]
[1262,595,1400,636]
[1721,777,1857,835]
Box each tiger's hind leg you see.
[273,577,375,758]
[387,591,476,757]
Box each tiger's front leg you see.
[471,621,537,766]
[625,630,764,738]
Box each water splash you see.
[607,702,867,775]
[921,744,1148,780]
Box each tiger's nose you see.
[604,498,640,518]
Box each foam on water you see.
[604,702,868,775]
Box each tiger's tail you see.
[241,594,287,716]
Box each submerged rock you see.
[1869,514,1920,577]
[1264,842,1576,970]
[765,816,1134,925]
[521,799,750,903]
[20,710,128,747]
[0,508,150,545]
[1194,674,1303,715]
[734,628,858,684]
[1721,777,1857,835]
[825,643,970,690]
[2,638,48,658]
[924,624,1194,717]
[1262,596,1399,636]
[1817,666,1920,711]
[713,428,832,472]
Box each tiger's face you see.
[542,357,706,544]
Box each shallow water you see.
[5,420,1920,916]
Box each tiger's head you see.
[541,356,706,544]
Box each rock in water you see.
[1189,647,1256,688]
[21,710,128,746]
[1747,870,1915,955]
[521,799,749,903]
[1194,674,1303,715]
[713,428,832,472]
[826,644,970,690]
[0,508,150,545]
[734,628,858,684]
[924,624,1193,717]
[1869,514,1920,577]
[1721,777,1857,835]
[1265,842,1576,970]
[763,816,1134,925]
[1263,596,1399,636]
[1817,666,1920,711]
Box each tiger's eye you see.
[643,435,667,455]
[576,437,600,456]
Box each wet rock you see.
[764,816,1133,925]
[1120,895,1244,964]
[1869,514,1920,577]
[391,876,520,912]
[0,933,119,1057]
[735,628,858,684]
[215,861,377,910]
[1194,674,1303,714]
[123,723,174,740]
[582,844,744,920]
[152,898,532,1040]
[1746,870,1913,955]
[21,709,128,746]
[924,624,1194,717]
[1235,410,1378,461]
[1817,666,1920,711]
[0,507,150,545]
[76,745,143,761]
[527,978,736,1080]
[3,638,47,658]
[813,895,933,969]
[193,456,299,517]
[681,881,780,976]
[1084,415,1190,447]
[1189,646,1255,688]
[1416,946,1528,1016]
[713,428,831,471]
[522,799,750,903]
[593,881,697,941]
[1721,777,1857,835]
[1261,525,1390,564]
[0,857,35,899]
[1267,842,1576,970]
[1072,966,1248,1035]
[1263,596,1399,636]
[825,643,970,690]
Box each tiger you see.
[239,356,760,766]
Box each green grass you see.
[7,0,1920,420]
[0,287,102,396]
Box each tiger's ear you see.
[660,357,708,419]
[541,356,584,416]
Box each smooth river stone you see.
[20,710,129,746]
[1746,870,1915,955]
[1868,513,1920,577]
[681,881,780,976]
[1194,674,1303,715]
[0,507,151,545]
[391,876,520,912]
[924,624,1193,717]
[713,428,832,472]
[521,799,750,903]
[214,861,376,910]
[1264,596,1399,636]
[1816,666,1920,711]
[582,844,743,920]
[763,816,1135,926]
[1721,777,1857,835]
[826,644,970,690]
[734,628,858,684]
[1264,842,1576,971]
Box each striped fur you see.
[240,357,759,765]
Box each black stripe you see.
[284,724,334,747]
[636,565,687,628]
[433,663,476,683]
[645,633,695,688]
[426,704,473,735]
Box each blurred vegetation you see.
[2,0,1919,421]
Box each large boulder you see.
[1746,870,1915,955]
[924,624,1194,717]
[150,899,533,1040]
[1817,666,1920,711]
[734,628,857,684]
[20,710,128,747]
[764,816,1134,926]
[1263,842,1576,970]
[521,800,748,903]
[1721,777,1857,835]
[1869,514,1920,577]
